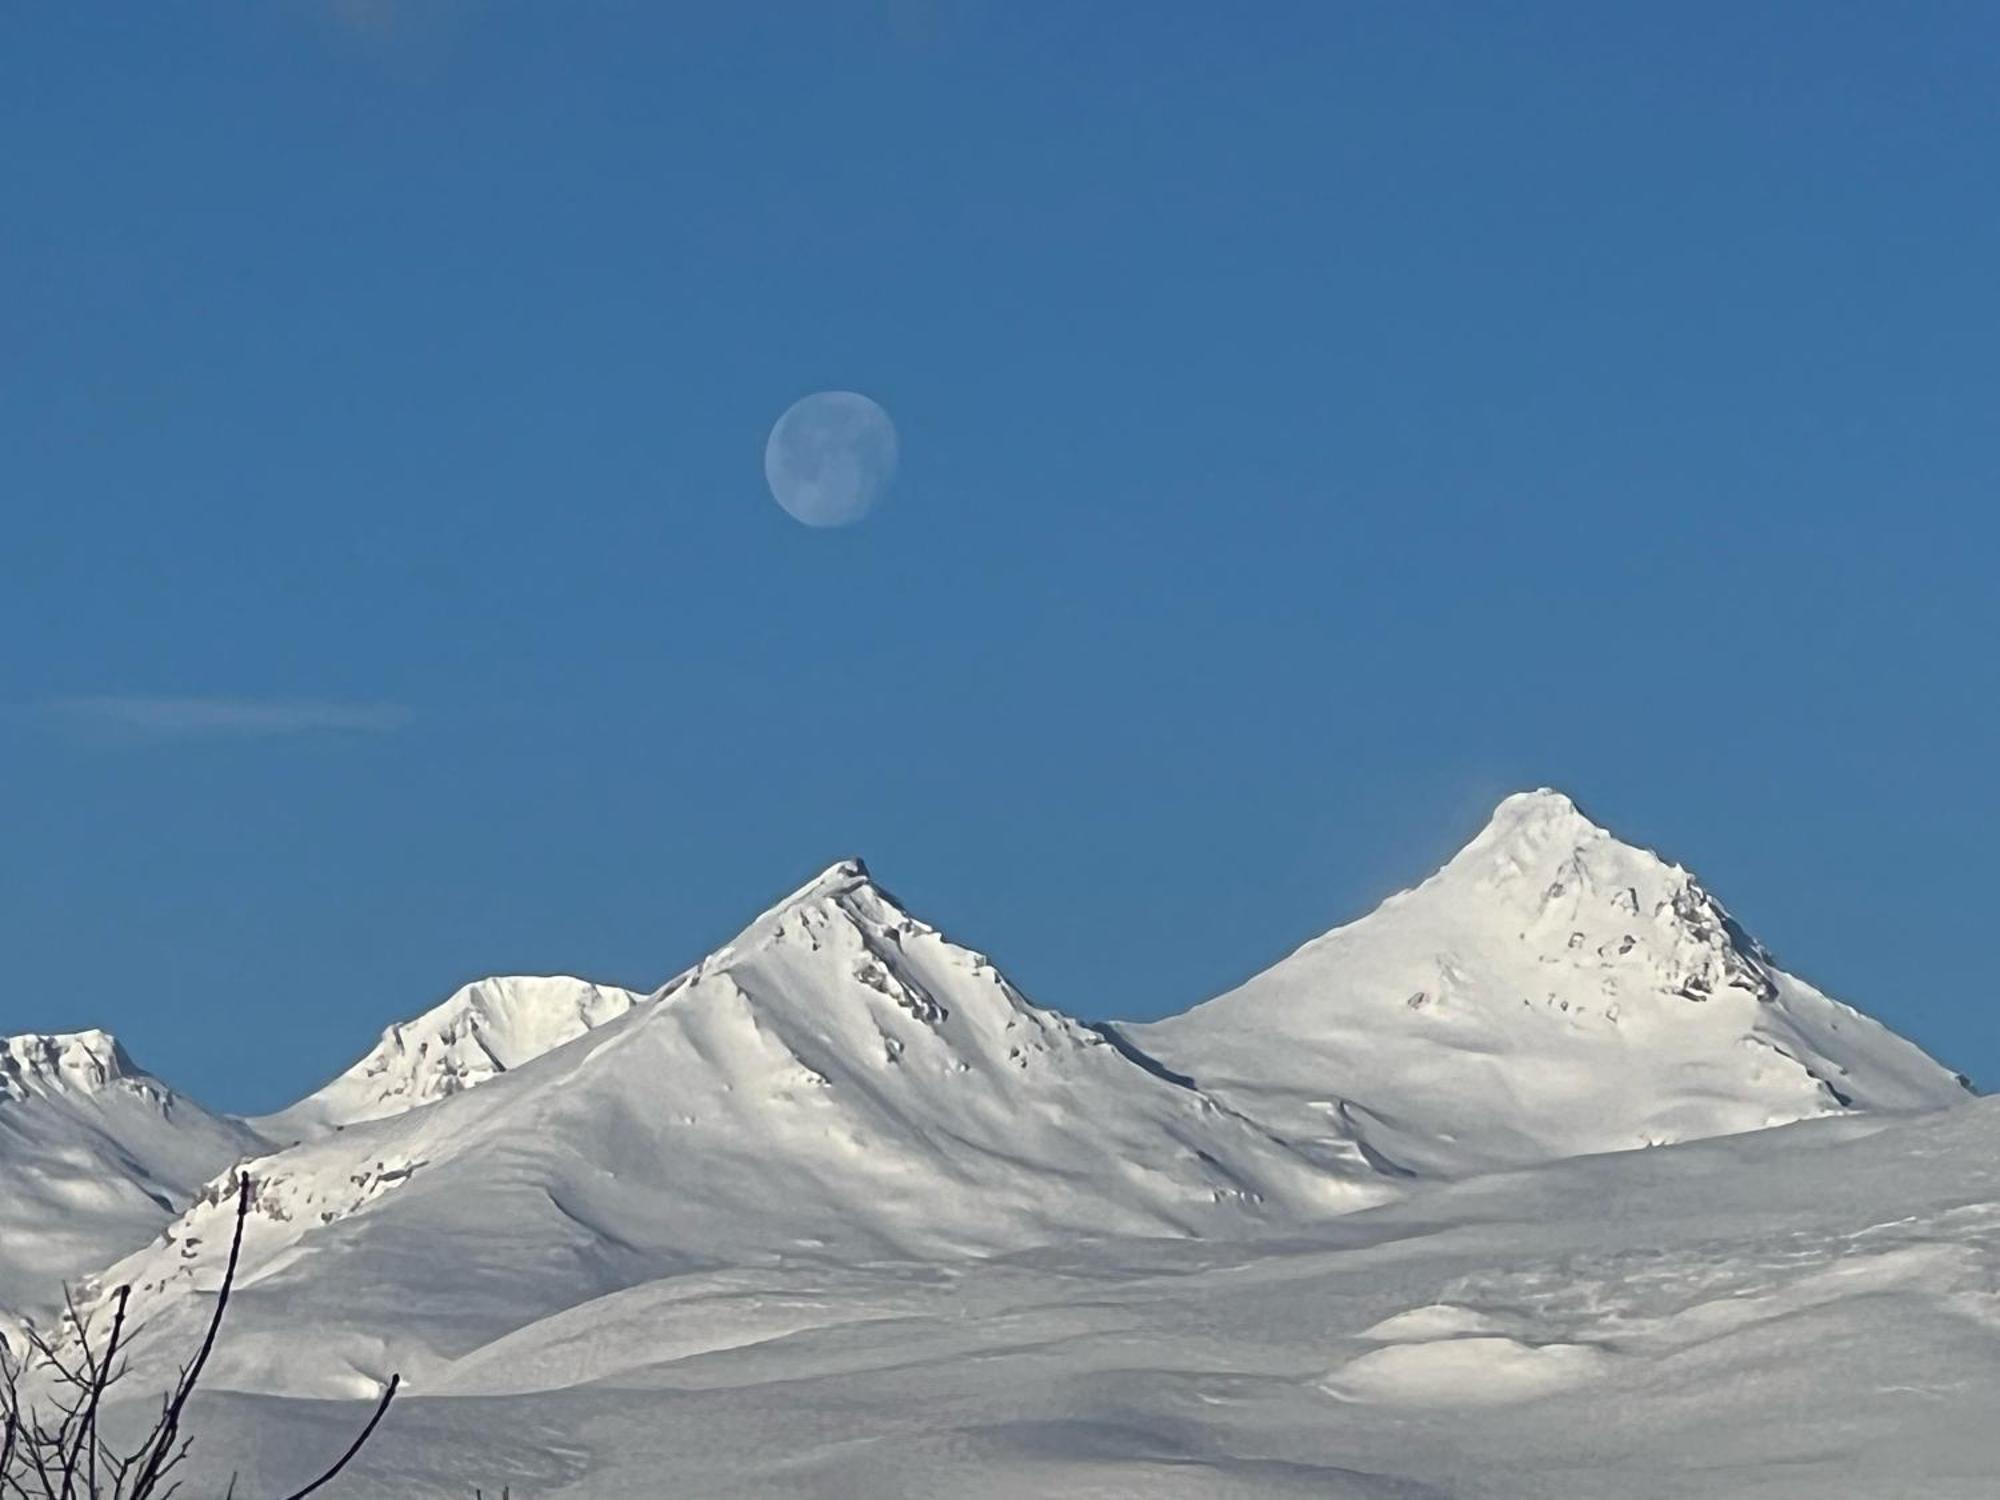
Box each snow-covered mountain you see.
[0,1031,259,1319]
[257,974,645,1140]
[7,792,1984,1493]
[1125,789,1971,1176]
[81,860,1379,1394]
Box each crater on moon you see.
[763,391,898,528]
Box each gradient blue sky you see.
[3,4,1994,1112]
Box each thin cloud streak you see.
[29,696,413,742]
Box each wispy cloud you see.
[326,0,416,40]
[317,0,475,52]
[25,696,413,743]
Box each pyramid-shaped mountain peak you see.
[725,856,944,962]
[1436,787,1692,909]
[1129,788,1968,1176]
[765,856,879,911]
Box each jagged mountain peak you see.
[709,857,952,979]
[791,855,874,899]
[1,1030,142,1099]
[687,858,1061,1062]
[259,974,646,1138]
[735,856,904,938]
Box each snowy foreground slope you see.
[1129,790,1970,1175]
[165,1098,2000,1498]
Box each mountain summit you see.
[257,975,648,1141]
[1124,789,1969,1176]
[2,1030,139,1098]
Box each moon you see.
[763,391,898,528]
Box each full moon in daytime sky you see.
[763,390,898,527]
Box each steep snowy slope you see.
[1127,790,1971,1176]
[0,1031,259,1317]
[257,974,644,1140]
[81,860,1384,1393]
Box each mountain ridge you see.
[2,789,1972,1367]
[57,854,1378,1392]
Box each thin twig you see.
[125,1174,253,1496]
[272,1376,400,1500]
[4,1168,402,1500]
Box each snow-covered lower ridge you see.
[73,860,1379,1395]
[257,974,647,1139]
[65,1096,2000,1497]
[0,1031,259,1320]
[1128,788,1971,1177]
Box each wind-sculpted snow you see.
[1128,789,1970,1176]
[0,1031,259,1320]
[134,1099,2000,1497]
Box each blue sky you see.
[3,4,1994,1111]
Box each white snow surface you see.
[1128,789,1969,1176]
[3,791,1987,1495]
[257,974,645,1139]
[0,1031,258,1318]
[123,1099,2000,1497]
[73,860,1376,1395]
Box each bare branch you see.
[3,1171,402,1500]
[272,1377,399,1500]
[125,1174,254,1496]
